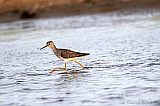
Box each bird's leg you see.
[64,62,67,71]
[56,63,67,71]
[74,61,84,70]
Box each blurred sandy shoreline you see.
[0,0,160,23]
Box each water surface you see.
[0,11,160,106]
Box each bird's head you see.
[40,41,55,50]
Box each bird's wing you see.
[59,49,89,59]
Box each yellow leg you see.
[64,62,67,71]
[74,61,84,70]
[54,63,67,71]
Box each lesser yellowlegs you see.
[40,41,90,70]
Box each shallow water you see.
[0,11,160,106]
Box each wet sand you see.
[0,0,160,22]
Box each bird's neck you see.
[50,45,58,52]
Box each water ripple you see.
[0,11,160,106]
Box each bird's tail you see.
[76,52,90,57]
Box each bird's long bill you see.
[40,45,48,50]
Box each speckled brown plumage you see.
[58,49,90,59]
[40,41,90,70]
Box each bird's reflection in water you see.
[49,68,89,80]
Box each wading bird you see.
[40,41,90,71]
